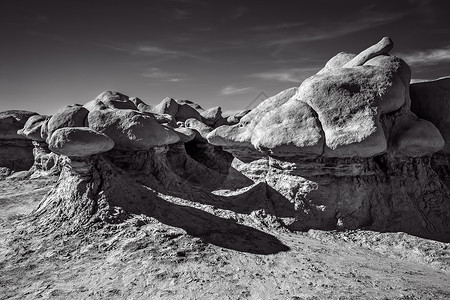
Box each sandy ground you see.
[0,177,449,300]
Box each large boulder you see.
[410,77,450,154]
[48,127,114,157]
[393,117,444,157]
[87,109,179,150]
[46,105,89,141]
[208,87,297,150]
[84,91,137,111]
[251,99,324,156]
[17,114,49,141]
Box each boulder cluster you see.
[2,37,450,241]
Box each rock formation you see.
[0,110,37,175]
[3,37,450,242]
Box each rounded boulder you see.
[48,127,114,157]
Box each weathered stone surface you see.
[173,127,196,143]
[185,118,213,142]
[0,110,38,139]
[176,102,203,122]
[252,99,324,156]
[201,106,222,127]
[153,97,179,116]
[208,88,297,150]
[46,105,89,141]
[84,91,137,111]
[393,118,444,157]
[48,127,115,157]
[410,77,450,154]
[87,109,179,150]
[40,116,51,141]
[17,114,48,141]
[343,36,393,68]
[294,55,408,157]
[318,52,356,74]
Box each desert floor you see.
[0,177,449,300]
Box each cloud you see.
[220,85,253,96]
[249,68,319,83]
[105,43,209,62]
[260,12,405,47]
[252,22,305,31]
[231,5,247,20]
[141,67,185,82]
[395,46,450,67]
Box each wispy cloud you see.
[395,46,450,67]
[231,5,247,20]
[141,67,185,82]
[249,68,319,83]
[252,22,305,31]
[105,43,209,62]
[220,85,253,96]
[260,12,405,47]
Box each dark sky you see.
[1,0,450,115]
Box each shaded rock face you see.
[410,77,450,154]
[0,110,37,172]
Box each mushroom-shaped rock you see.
[17,114,49,141]
[46,105,89,141]
[84,91,137,111]
[87,109,179,150]
[393,118,444,157]
[48,127,114,157]
[410,77,450,154]
[0,110,38,139]
[173,127,196,143]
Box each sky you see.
[1,0,450,115]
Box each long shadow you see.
[110,172,290,255]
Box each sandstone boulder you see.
[252,99,324,156]
[87,109,179,150]
[17,114,49,141]
[46,105,89,141]
[393,117,444,157]
[185,118,213,142]
[48,127,114,157]
[208,87,297,149]
[201,106,222,126]
[410,77,450,154]
[84,91,137,111]
[173,127,196,143]
[153,97,179,116]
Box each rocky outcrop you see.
[8,37,450,243]
[0,110,38,172]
